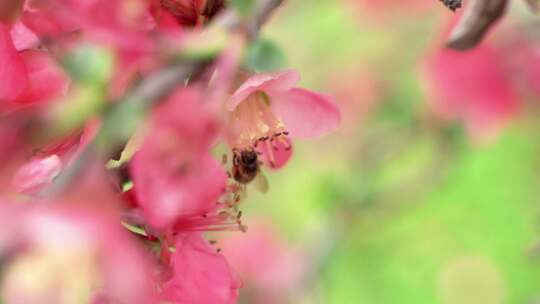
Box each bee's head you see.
[240,150,258,166]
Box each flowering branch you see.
[43,0,285,197]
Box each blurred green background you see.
[227,0,540,303]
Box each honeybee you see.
[231,148,268,193]
[440,0,462,11]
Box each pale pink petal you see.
[20,9,75,38]
[227,70,300,111]
[0,203,156,304]
[132,151,227,230]
[130,89,226,230]
[256,136,293,170]
[10,22,39,51]
[272,88,341,138]
[424,46,518,141]
[12,155,62,194]
[15,50,69,104]
[163,233,241,304]
[0,23,27,102]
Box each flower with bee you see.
[224,70,341,190]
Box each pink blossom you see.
[26,0,154,55]
[163,232,241,304]
[11,119,99,195]
[227,70,341,169]
[12,154,62,194]
[0,201,156,304]
[0,23,28,103]
[423,45,519,141]
[130,88,228,230]
[0,21,69,109]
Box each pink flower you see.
[221,222,306,304]
[0,21,69,109]
[162,232,241,304]
[130,88,228,230]
[226,70,341,169]
[423,45,519,141]
[27,0,154,54]
[0,201,156,304]
[12,154,62,194]
[11,119,99,195]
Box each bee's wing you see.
[253,172,269,193]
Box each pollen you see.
[229,91,287,150]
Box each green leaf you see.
[62,44,114,85]
[244,38,287,72]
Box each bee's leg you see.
[263,140,276,168]
[270,134,280,151]
[274,131,292,151]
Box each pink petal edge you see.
[227,70,300,111]
[0,23,28,102]
[272,88,341,139]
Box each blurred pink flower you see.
[11,119,99,195]
[221,222,306,304]
[130,88,227,230]
[227,70,341,169]
[326,66,381,134]
[0,201,156,304]
[26,0,155,55]
[0,21,68,108]
[423,45,519,141]
[162,232,241,304]
[12,154,62,194]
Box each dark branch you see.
[447,0,508,50]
